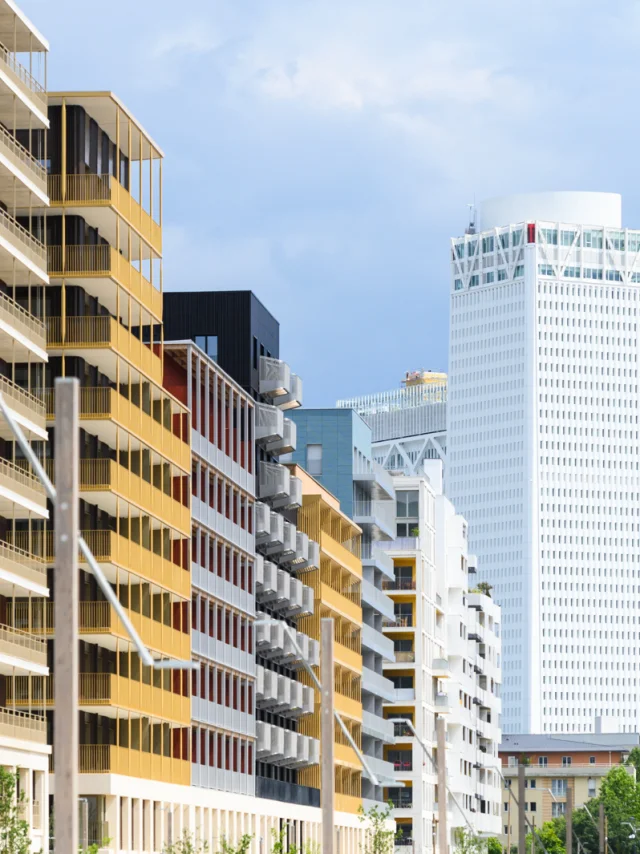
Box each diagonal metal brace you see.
[0,392,197,671]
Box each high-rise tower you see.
[448,191,639,734]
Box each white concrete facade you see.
[448,190,640,735]
[382,463,502,854]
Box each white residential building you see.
[382,462,502,854]
[448,190,640,735]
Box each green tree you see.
[626,748,640,778]
[487,838,502,854]
[476,582,493,598]
[453,829,485,854]
[163,829,210,854]
[358,802,396,854]
[526,821,565,854]
[220,835,253,854]
[270,828,298,854]
[0,766,31,854]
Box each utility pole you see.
[436,716,448,854]
[321,618,335,854]
[79,797,89,852]
[507,795,512,854]
[566,787,573,854]
[599,804,605,854]
[54,378,79,854]
[518,764,526,854]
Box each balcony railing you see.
[0,707,46,743]
[0,208,46,268]
[392,758,413,772]
[389,794,413,809]
[48,173,112,204]
[0,538,47,583]
[0,289,45,339]
[393,651,415,663]
[0,122,46,185]
[383,579,416,591]
[0,44,46,105]
[0,622,47,659]
[393,721,413,737]
[9,600,114,635]
[44,385,112,419]
[46,315,113,348]
[47,243,111,276]
[386,615,413,628]
[0,375,44,423]
[0,456,44,495]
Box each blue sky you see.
[23,0,640,405]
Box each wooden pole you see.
[566,787,573,854]
[518,764,526,854]
[599,804,605,854]
[436,716,448,854]
[321,618,335,854]
[54,377,79,854]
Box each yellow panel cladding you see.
[78,745,190,786]
[290,464,363,813]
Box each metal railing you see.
[0,122,46,182]
[383,578,416,591]
[0,375,44,418]
[48,174,112,204]
[387,615,413,627]
[0,622,47,654]
[0,537,47,576]
[394,651,415,662]
[46,316,113,347]
[47,244,111,276]
[0,44,46,104]
[45,457,113,489]
[0,455,43,491]
[44,386,113,419]
[0,207,46,265]
[0,289,45,337]
[0,706,46,734]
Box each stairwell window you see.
[306,444,323,476]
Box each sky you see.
[21,0,640,405]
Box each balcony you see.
[0,457,46,517]
[432,658,451,678]
[353,498,395,541]
[256,776,320,807]
[256,559,278,603]
[361,543,395,579]
[258,461,290,505]
[0,207,46,274]
[364,754,398,784]
[393,651,415,664]
[257,510,284,555]
[256,721,319,768]
[0,291,46,361]
[47,175,162,253]
[46,316,162,384]
[391,755,413,773]
[0,44,47,115]
[44,458,190,535]
[388,793,413,809]
[47,244,162,319]
[256,619,319,669]
[9,599,190,661]
[383,578,416,591]
[72,744,190,786]
[385,614,414,629]
[362,666,395,703]
[393,721,413,738]
[362,622,395,661]
[9,672,189,724]
[267,418,297,456]
[0,376,45,438]
[0,706,46,745]
[361,578,395,621]
[393,688,415,702]
[0,122,47,200]
[353,462,395,501]
[255,665,314,718]
[0,538,47,594]
[255,402,285,445]
[44,385,190,473]
[435,693,451,712]
[8,527,189,598]
[361,710,395,743]
[0,623,47,673]
[258,358,303,409]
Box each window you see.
[396,490,419,537]
[306,444,323,476]
[538,756,548,767]
[551,779,567,796]
[470,274,480,288]
[508,756,517,767]
[530,802,537,812]
[482,236,494,253]
[529,780,536,789]
[195,336,218,362]
[588,778,596,798]
[562,756,572,767]
[454,278,463,291]
[552,803,566,818]
[497,268,508,281]
[514,264,525,278]
[589,756,596,765]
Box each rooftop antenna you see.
[465,199,476,235]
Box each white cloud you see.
[150,24,220,59]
